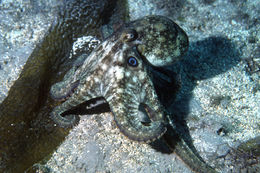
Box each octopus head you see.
[129,15,189,66]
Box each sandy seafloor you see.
[0,0,259,172]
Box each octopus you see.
[50,15,189,142]
[0,0,218,171]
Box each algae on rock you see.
[0,0,118,172]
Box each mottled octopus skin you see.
[132,15,189,66]
[50,15,218,172]
[51,29,167,142]
[50,16,188,142]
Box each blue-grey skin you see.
[50,16,188,142]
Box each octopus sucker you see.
[50,109,80,128]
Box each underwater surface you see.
[0,0,259,172]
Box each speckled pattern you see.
[132,16,189,66]
[50,16,188,142]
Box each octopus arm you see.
[109,97,166,142]
[50,81,98,127]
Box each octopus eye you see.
[126,33,135,40]
[127,56,138,67]
[122,29,138,42]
